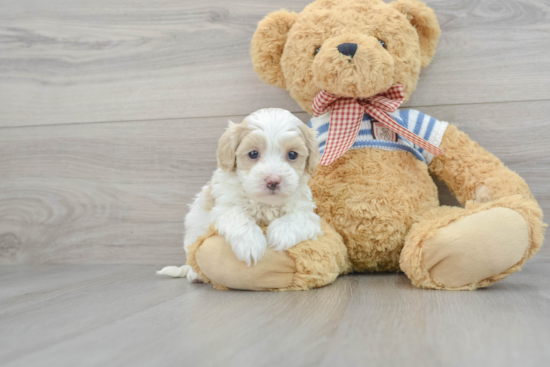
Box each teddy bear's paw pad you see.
[422,208,529,288]
[195,235,297,291]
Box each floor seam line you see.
[2,98,550,129]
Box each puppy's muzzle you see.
[265,174,281,191]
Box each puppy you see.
[158,108,323,282]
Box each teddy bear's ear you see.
[250,10,298,89]
[391,0,441,68]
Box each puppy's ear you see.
[391,0,441,68]
[250,10,298,89]
[298,123,320,175]
[217,121,239,172]
[217,120,251,172]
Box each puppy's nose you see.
[337,43,358,58]
[265,174,281,191]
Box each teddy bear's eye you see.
[314,46,321,56]
[378,39,387,49]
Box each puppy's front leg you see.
[215,207,267,266]
[267,211,323,252]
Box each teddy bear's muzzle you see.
[312,34,395,99]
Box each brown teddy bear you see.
[186,0,545,291]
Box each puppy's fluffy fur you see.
[158,108,322,282]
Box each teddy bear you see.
[185,0,545,291]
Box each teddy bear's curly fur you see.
[186,0,545,291]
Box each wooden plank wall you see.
[1,0,548,264]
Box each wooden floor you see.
[1,0,549,365]
[1,259,549,367]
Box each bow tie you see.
[312,85,445,166]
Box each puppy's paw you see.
[267,214,323,252]
[186,267,203,283]
[228,224,267,266]
[267,221,299,252]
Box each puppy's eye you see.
[248,151,259,159]
[314,46,321,56]
[287,151,298,160]
[378,39,387,49]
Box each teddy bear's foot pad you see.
[422,207,529,288]
[195,235,297,291]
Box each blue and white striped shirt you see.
[307,109,449,164]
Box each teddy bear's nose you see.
[337,43,358,58]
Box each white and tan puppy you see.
[158,108,322,282]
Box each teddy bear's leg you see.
[400,198,543,290]
[185,220,352,291]
[400,125,545,290]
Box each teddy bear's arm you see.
[429,124,535,205]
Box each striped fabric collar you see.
[308,109,448,164]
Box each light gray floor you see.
[1,259,549,367]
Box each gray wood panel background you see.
[0,0,548,265]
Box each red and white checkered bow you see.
[312,85,445,165]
